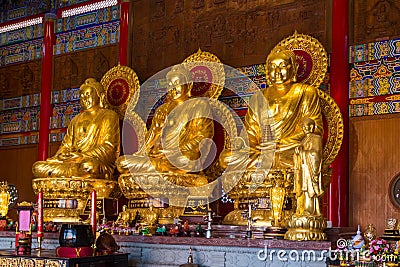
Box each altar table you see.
[0,249,128,267]
[0,231,332,267]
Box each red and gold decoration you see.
[101,64,141,118]
[275,30,328,87]
[37,189,43,249]
[15,201,34,255]
[183,48,225,99]
[91,190,97,237]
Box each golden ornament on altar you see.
[0,181,10,217]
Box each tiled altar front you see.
[0,231,332,267]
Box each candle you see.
[90,190,96,236]
[37,189,43,239]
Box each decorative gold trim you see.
[318,90,344,171]
[274,30,328,88]
[183,48,225,99]
[100,64,140,118]
[32,178,121,199]
[123,106,147,152]
[17,201,32,207]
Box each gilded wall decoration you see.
[0,60,41,99]
[354,0,400,44]
[130,0,329,80]
[53,45,119,91]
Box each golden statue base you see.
[32,177,121,222]
[222,209,273,227]
[43,208,81,223]
[284,213,327,241]
[119,172,216,225]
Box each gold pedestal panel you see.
[118,172,216,225]
[222,169,295,227]
[284,214,327,241]
[222,209,273,227]
[32,177,120,222]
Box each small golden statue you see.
[117,64,214,178]
[115,205,132,227]
[33,78,120,180]
[32,78,121,222]
[293,118,324,216]
[0,182,10,217]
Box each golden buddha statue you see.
[32,78,120,180]
[220,46,325,230]
[117,64,214,182]
[293,118,324,216]
[220,46,323,172]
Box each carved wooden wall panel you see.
[349,114,400,235]
[0,60,42,99]
[353,0,400,45]
[130,0,329,80]
[53,44,119,91]
[0,145,39,221]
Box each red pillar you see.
[38,13,56,161]
[329,0,349,227]
[119,0,130,66]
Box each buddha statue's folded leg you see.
[76,158,103,179]
[116,155,156,173]
[32,161,75,178]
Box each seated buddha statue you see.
[117,64,214,183]
[219,46,323,172]
[32,78,120,180]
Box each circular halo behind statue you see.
[183,48,225,99]
[101,64,141,118]
[274,30,328,88]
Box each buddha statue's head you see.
[79,78,107,109]
[265,46,299,86]
[166,64,193,101]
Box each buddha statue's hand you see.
[79,159,98,174]
[57,151,84,162]
[116,155,134,172]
